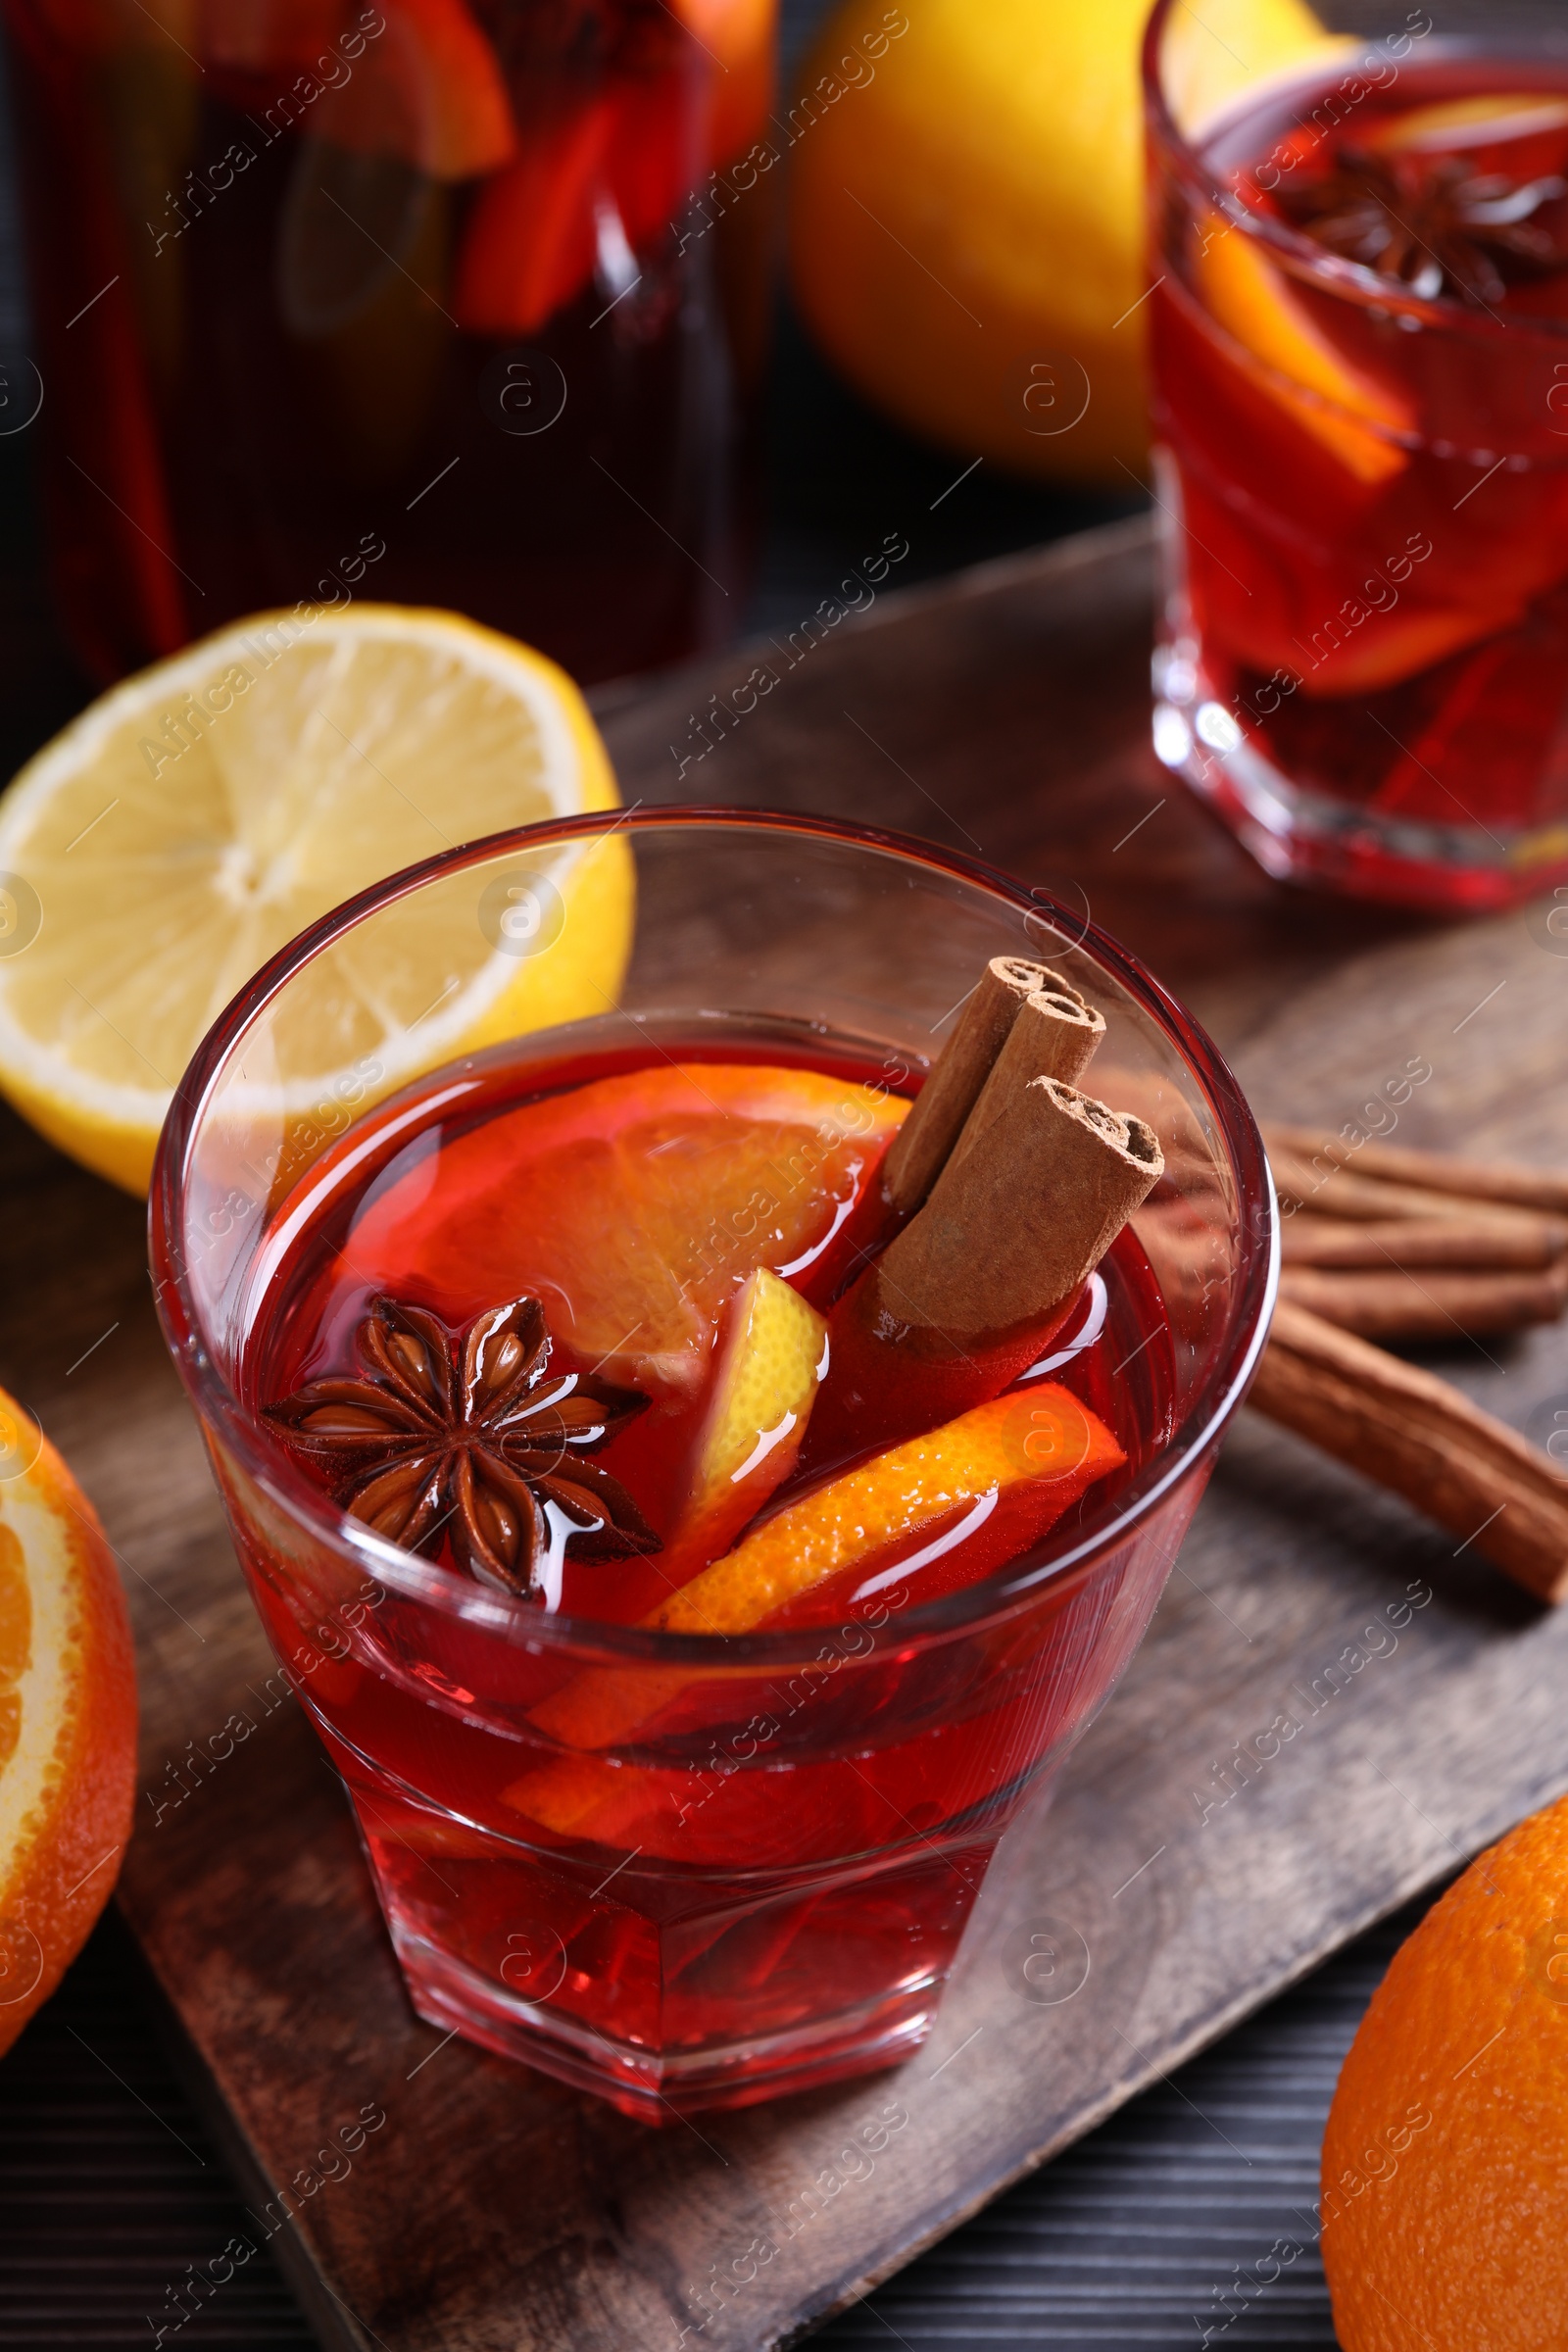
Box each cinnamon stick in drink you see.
[1250,1300,1568,1604]
[1278,1264,1568,1342]
[956,985,1108,1153]
[892,1079,1159,1335]
[881,956,1102,1216]
[810,1075,1163,1457]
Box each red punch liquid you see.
[2,0,774,683]
[230,1021,1178,2113]
[1151,48,1568,907]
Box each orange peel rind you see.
[0,1396,136,2055]
[513,1383,1123,1802]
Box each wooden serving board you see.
[12,514,1568,2350]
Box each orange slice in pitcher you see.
[455,66,695,335]
[314,0,515,179]
[515,1384,1123,1788]
[454,98,612,336]
[1197,223,1412,485]
[453,0,771,337]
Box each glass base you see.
[1154,680,1568,914]
[395,1928,940,2121]
[323,1734,998,2121]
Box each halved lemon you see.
[0,606,629,1194]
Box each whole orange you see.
[0,1394,137,2054]
[1322,1793,1568,2350]
[786,0,1341,485]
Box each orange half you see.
[0,1396,137,2054]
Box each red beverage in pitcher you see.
[2,0,775,683]
[233,1023,1176,2113]
[1147,17,1568,909]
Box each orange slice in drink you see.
[345,1062,905,1395]
[662,1268,829,1575]
[514,1384,1123,1795]
[655,1384,1122,1635]
[1361,93,1568,158]
[1196,223,1412,486]
[1294,602,1529,698]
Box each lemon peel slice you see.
[665,1268,829,1571]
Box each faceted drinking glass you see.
[1145,0,1568,910]
[150,809,1276,2119]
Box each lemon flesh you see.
[666,1268,830,1570]
[0,606,627,1194]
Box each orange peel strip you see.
[1197,223,1412,486]
[511,1384,1124,1829]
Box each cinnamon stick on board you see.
[1264,1123,1568,1217]
[1280,1212,1567,1271]
[1250,1299,1568,1605]
[1268,1145,1547,1231]
[881,955,1103,1215]
[1278,1264,1568,1342]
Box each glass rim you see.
[1141,0,1568,345]
[149,804,1279,1666]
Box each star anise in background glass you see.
[264,1295,659,1599]
[1278,149,1568,307]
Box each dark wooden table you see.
[3,0,1565,2314]
[6,514,1563,2350]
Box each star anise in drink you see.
[264,1295,659,1599]
[1277,147,1568,307]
